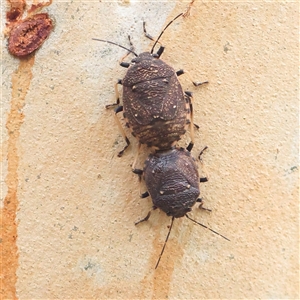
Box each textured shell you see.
[144,148,200,218]
[122,53,189,149]
[123,52,174,86]
[8,13,53,57]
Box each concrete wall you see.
[1,0,299,299]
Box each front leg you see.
[119,35,135,64]
[143,21,164,58]
[106,79,123,109]
[112,105,130,157]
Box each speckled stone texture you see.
[1,1,299,299]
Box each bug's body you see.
[93,13,202,157]
[93,11,228,268]
[122,53,190,150]
[136,146,228,268]
[143,147,199,218]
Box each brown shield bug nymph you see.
[93,13,207,168]
[135,147,229,268]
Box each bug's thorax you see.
[131,52,156,63]
[123,52,175,87]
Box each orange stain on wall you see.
[1,57,34,299]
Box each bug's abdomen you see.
[129,112,188,149]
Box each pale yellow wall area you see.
[1,1,298,299]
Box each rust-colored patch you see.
[151,223,185,299]
[0,56,35,299]
[6,0,53,57]
[27,1,52,14]
[6,8,24,23]
[6,0,26,23]
[138,215,196,299]
[138,217,185,299]
[8,13,53,57]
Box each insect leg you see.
[140,191,149,198]
[143,21,155,41]
[185,91,195,152]
[196,198,212,212]
[113,105,130,157]
[199,145,208,161]
[198,146,210,210]
[106,79,122,109]
[132,167,144,198]
[132,159,148,198]
[143,21,164,58]
[106,81,131,156]
[135,206,157,225]
[119,35,135,64]
[176,69,208,87]
[131,143,142,173]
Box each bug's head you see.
[167,207,192,218]
[131,52,157,64]
[157,187,199,218]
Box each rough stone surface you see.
[1,1,299,299]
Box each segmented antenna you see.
[151,13,183,54]
[92,38,138,57]
[155,216,175,269]
[185,214,230,241]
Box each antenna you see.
[155,216,175,269]
[92,38,138,57]
[185,214,230,241]
[151,13,183,54]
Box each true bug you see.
[93,13,207,168]
[135,147,229,268]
